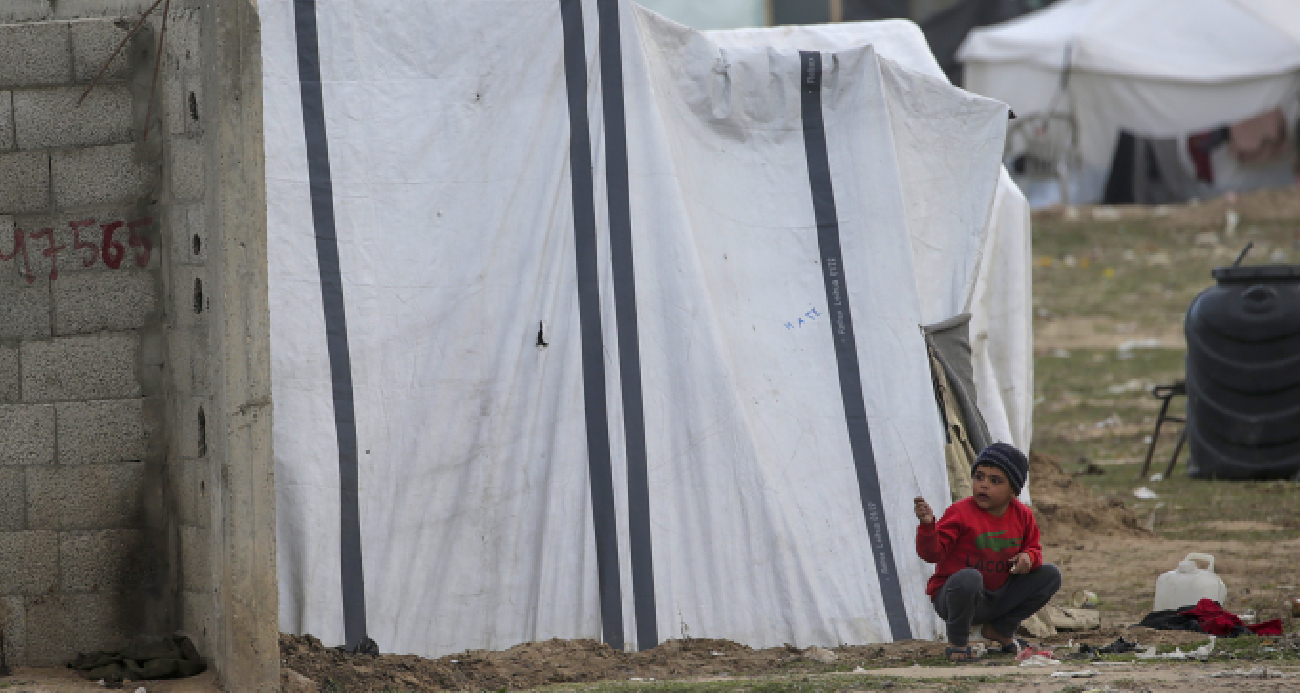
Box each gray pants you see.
[932,565,1062,646]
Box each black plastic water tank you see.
[1184,264,1300,479]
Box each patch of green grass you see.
[1209,634,1300,661]
[1034,347,1187,466]
[1031,216,1297,325]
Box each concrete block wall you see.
[0,3,278,689]
[0,13,168,667]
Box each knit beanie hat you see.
[973,442,1029,495]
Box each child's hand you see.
[1009,552,1033,574]
[914,497,934,524]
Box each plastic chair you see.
[1138,380,1187,479]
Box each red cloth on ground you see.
[1247,619,1283,636]
[1182,599,1242,636]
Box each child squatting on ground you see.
[913,442,1062,662]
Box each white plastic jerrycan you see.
[1153,553,1227,611]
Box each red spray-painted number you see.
[69,219,100,268]
[127,217,153,268]
[0,227,34,283]
[27,228,66,281]
[100,221,126,269]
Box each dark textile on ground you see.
[68,634,206,682]
[1137,607,1204,633]
[1137,600,1273,637]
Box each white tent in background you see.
[262,0,1018,658]
[708,20,1034,460]
[959,0,1300,206]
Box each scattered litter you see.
[803,646,838,663]
[1137,637,1215,660]
[1116,339,1161,360]
[629,677,655,681]
[710,651,724,656]
[1211,666,1292,678]
[1195,231,1220,247]
[1122,249,1137,261]
[1271,248,1289,262]
[1018,654,1060,667]
[1096,637,1139,655]
[1052,348,1071,358]
[1051,670,1098,678]
[1145,502,1165,532]
[852,666,867,673]
[1133,487,1159,500]
[1224,209,1240,236]
[1063,254,1078,267]
[1147,251,1171,266]
[1106,379,1146,394]
[1149,473,1163,482]
[970,642,987,658]
[135,688,147,693]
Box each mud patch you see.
[280,634,970,692]
[1029,451,1148,538]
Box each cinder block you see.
[0,530,57,594]
[180,524,208,591]
[0,2,54,23]
[0,22,70,88]
[0,343,18,401]
[175,396,209,460]
[1,594,26,665]
[70,18,141,83]
[173,458,210,528]
[163,68,204,138]
[168,202,205,267]
[166,327,208,395]
[0,92,12,150]
[53,270,157,335]
[0,404,55,465]
[59,529,152,591]
[24,592,142,665]
[163,8,201,72]
[0,466,24,529]
[181,589,213,656]
[51,143,152,209]
[27,464,145,530]
[55,399,148,464]
[20,332,141,401]
[0,218,55,336]
[0,150,51,213]
[13,84,134,150]
[169,136,204,201]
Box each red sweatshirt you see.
[916,496,1043,598]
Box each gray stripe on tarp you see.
[798,50,913,641]
[292,0,369,650]
[560,0,626,651]
[596,0,658,652]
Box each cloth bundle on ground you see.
[1138,599,1284,637]
[67,634,206,682]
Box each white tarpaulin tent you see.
[706,18,1034,474]
[959,0,1300,204]
[262,0,1012,658]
